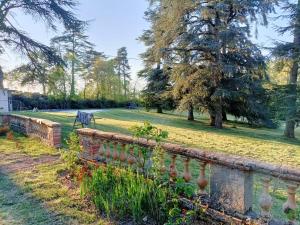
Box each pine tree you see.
[273,0,300,138]
[115,47,131,100]
[0,0,82,86]
[51,25,94,98]
[139,64,171,113]
[145,0,276,128]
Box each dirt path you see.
[0,153,60,173]
[0,153,67,225]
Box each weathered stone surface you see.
[210,164,253,214]
[2,114,61,148]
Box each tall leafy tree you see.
[144,0,276,128]
[51,25,94,98]
[115,47,131,99]
[7,52,52,94]
[139,2,172,114]
[85,57,120,101]
[139,64,171,113]
[273,0,300,138]
[81,50,105,99]
[0,0,82,86]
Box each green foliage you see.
[61,132,81,173]
[140,0,276,128]
[0,0,82,66]
[115,47,131,100]
[131,122,169,175]
[131,121,168,142]
[139,65,175,113]
[10,91,134,110]
[81,166,169,224]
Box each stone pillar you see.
[48,124,61,148]
[210,164,253,214]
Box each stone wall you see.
[77,128,300,225]
[0,114,61,148]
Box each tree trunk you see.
[188,104,194,121]
[157,105,163,113]
[209,111,215,126]
[0,66,4,89]
[222,110,227,121]
[284,0,300,138]
[42,83,46,95]
[284,61,298,138]
[70,32,76,98]
[214,99,223,129]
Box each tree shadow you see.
[92,110,300,146]
[17,110,300,147]
[0,171,68,225]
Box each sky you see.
[0,0,292,91]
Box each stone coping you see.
[9,114,61,128]
[77,128,300,183]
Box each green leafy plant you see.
[61,132,82,176]
[130,122,168,175]
[81,165,169,224]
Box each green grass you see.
[16,109,300,168]
[0,135,113,225]
[9,109,300,221]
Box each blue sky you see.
[0,0,292,88]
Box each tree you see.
[273,0,300,138]
[0,66,3,89]
[0,0,82,86]
[81,50,105,99]
[51,25,94,98]
[115,47,131,99]
[7,52,52,94]
[144,0,276,128]
[139,64,171,113]
[83,57,120,101]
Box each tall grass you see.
[81,166,169,224]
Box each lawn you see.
[2,109,300,222]
[0,135,113,225]
[16,109,300,168]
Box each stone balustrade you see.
[77,128,300,225]
[0,114,61,148]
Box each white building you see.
[0,89,12,113]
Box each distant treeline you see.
[11,92,138,111]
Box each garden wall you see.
[77,128,300,225]
[0,114,61,148]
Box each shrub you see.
[61,132,82,176]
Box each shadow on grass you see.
[93,110,300,146]
[0,171,67,225]
[16,110,300,147]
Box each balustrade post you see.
[99,141,105,156]
[197,162,208,195]
[127,146,136,165]
[119,143,127,162]
[183,157,192,182]
[283,182,299,224]
[169,154,177,179]
[210,164,253,214]
[112,142,119,160]
[105,141,111,159]
[259,177,273,219]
